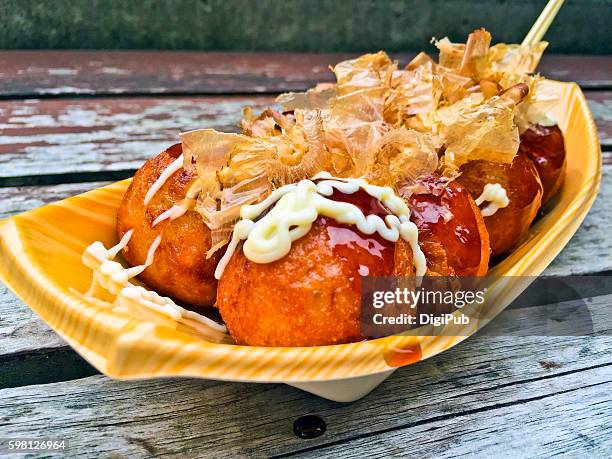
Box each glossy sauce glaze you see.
[519,124,566,204]
[456,151,542,258]
[323,189,397,291]
[408,177,487,275]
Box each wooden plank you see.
[546,164,612,276]
[0,51,346,97]
[1,0,611,54]
[0,324,610,456]
[292,380,612,458]
[0,181,109,221]
[0,92,610,185]
[587,91,612,148]
[0,96,275,183]
[0,52,609,98]
[539,55,612,89]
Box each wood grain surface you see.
[0,52,610,97]
[0,96,274,184]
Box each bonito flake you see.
[181,29,556,255]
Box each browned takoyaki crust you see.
[117,143,221,309]
[216,178,491,347]
[457,151,543,258]
[407,177,490,276]
[216,189,416,347]
[519,124,566,204]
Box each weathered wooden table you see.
[0,52,611,457]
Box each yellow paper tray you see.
[0,81,601,401]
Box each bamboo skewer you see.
[522,0,566,46]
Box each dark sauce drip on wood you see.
[293,415,327,439]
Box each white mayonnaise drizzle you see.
[82,231,227,333]
[152,180,200,227]
[144,154,184,205]
[214,172,426,279]
[117,285,227,332]
[475,183,510,217]
[83,232,161,293]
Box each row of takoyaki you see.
[116,118,565,346]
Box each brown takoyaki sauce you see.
[408,178,486,275]
[323,189,397,288]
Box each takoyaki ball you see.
[216,189,416,347]
[457,151,543,258]
[407,177,490,277]
[117,143,221,309]
[519,124,566,204]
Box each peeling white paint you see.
[47,68,79,76]
[99,67,131,75]
[37,86,93,95]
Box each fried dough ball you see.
[216,189,416,347]
[519,124,566,204]
[407,177,490,276]
[117,143,221,309]
[457,151,543,258]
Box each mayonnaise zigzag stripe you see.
[215,172,426,279]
